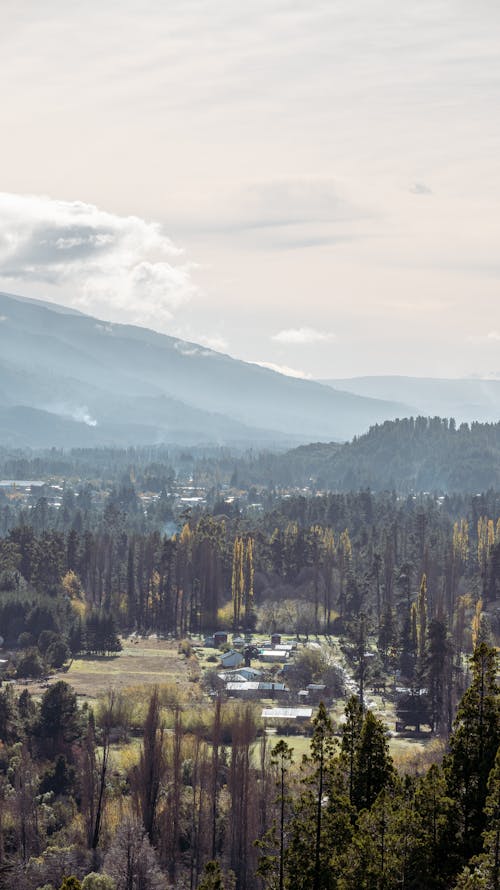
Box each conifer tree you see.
[353,710,394,811]
[446,643,500,862]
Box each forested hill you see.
[269,417,500,492]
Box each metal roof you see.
[262,707,313,719]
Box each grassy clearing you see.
[57,638,190,702]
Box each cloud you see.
[252,360,312,379]
[0,193,197,328]
[194,333,229,353]
[410,183,433,196]
[272,327,336,344]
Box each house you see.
[214,631,228,647]
[220,649,244,669]
[217,667,262,683]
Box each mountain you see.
[0,292,410,447]
[320,376,500,425]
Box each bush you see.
[82,874,116,890]
[47,639,70,669]
[178,639,193,657]
[17,631,35,649]
[16,649,44,679]
[39,629,60,655]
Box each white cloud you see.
[194,333,229,353]
[252,360,312,379]
[0,193,197,328]
[272,327,336,345]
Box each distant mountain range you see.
[0,292,409,448]
[320,376,500,425]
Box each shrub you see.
[47,639,71,669]
[17,631,35,649]
[16,649,43,679]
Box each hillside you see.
[265,416,500,493]
[0,292,410,447]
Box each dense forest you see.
[229,417,500,492]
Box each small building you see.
[260,649,289,663]
[271,633,282,648]
[261,707,313,723]
[306,684,327,703]
[232,635,246,648]
[220,649,244,669]
[226,681,287,699]
[218,667,262,683]
[214,631,228,647]
[204,635,215,647]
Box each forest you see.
[1,447,500,887]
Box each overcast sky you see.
[1,0,500,379]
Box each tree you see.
[353,710,394,811]
[446,643,500,863]
[286,703,353,890]
[256,740,294,890]
[198,860,234,890]
[133,686,165,842]
[103,816,165,890]
[340,695,363,807]
[37,681,81,757]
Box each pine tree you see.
[353,710,394,811]
[446,643,500,862]
[340,695,363,807]
[285,704,353,890]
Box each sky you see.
[1,0,500,379]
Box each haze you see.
[1,0,500,379]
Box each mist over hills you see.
[321,376,500,425]
[0,291,410,448]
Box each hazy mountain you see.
[0,292,411,447]
[321,376,500,424]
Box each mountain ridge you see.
[0,291,411,447]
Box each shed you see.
[306,684,326,702]
[270,633,282,647]
[260,649,289,663]
[214,631,228,647]
[220,649,244,669]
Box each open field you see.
[14,637,191,703]
[67,638,192,700]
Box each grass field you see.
[15,637,191,703]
